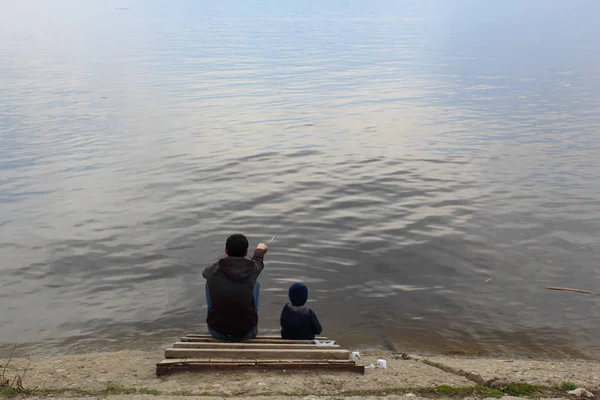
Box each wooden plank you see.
[157,358,356,365]
[164,348,350,360]
[172,342,341,350]
[235,359,350,364]
[181,337,326,344]
[157,363,364,375]
[185,334,328,340]
[156,360,364,376]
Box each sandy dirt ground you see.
[1,349,472,396]
[2,348,599,398]
[23,396,570,400]
[418,355,600,390]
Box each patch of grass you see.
[435,385,461,394]
[104,382,139,395]
[557,382,578,392]
[0,386,33,397]
[138,388,161,395]
[495,382,544,397]
[433,385,503,398]
[483,388,505,398]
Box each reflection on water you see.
[1,0,600,358]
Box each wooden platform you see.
[156,333,363,375]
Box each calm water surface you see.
[2,0,600,358]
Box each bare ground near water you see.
[17,396,574,400]
[1,349,600,397]
[1,349,471,396]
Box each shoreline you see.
[2,348,599,399]
[2,327,598,362]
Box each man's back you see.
[203,248,265,337]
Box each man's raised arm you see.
[251,243,268,273]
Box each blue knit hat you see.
[288,283,308,306]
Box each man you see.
[202,234,268,341]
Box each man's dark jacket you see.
[202,249,265,336]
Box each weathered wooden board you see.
[172,341,340,349]
[164,348,350,360]
[185,334,328,340]
[157,358,356,365]
[156,359,364,375]
[156,333,358,376]
[181,337,325,344]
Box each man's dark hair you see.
[226,234,249,257]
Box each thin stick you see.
[20,361,30,386]
[267,236,275,244]
[546,287,600,296]
[1,343,17,385]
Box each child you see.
[280,282,322,340]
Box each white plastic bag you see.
[314,339,336,346]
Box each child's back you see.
[280,283,322,340]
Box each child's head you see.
[288,282,308,306]
[225,234,249,257]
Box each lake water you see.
[2,0,600,358]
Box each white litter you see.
[364,360,387,369]
[351,351,360,360]
[568,388,594,398]
[314,339,336,346]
